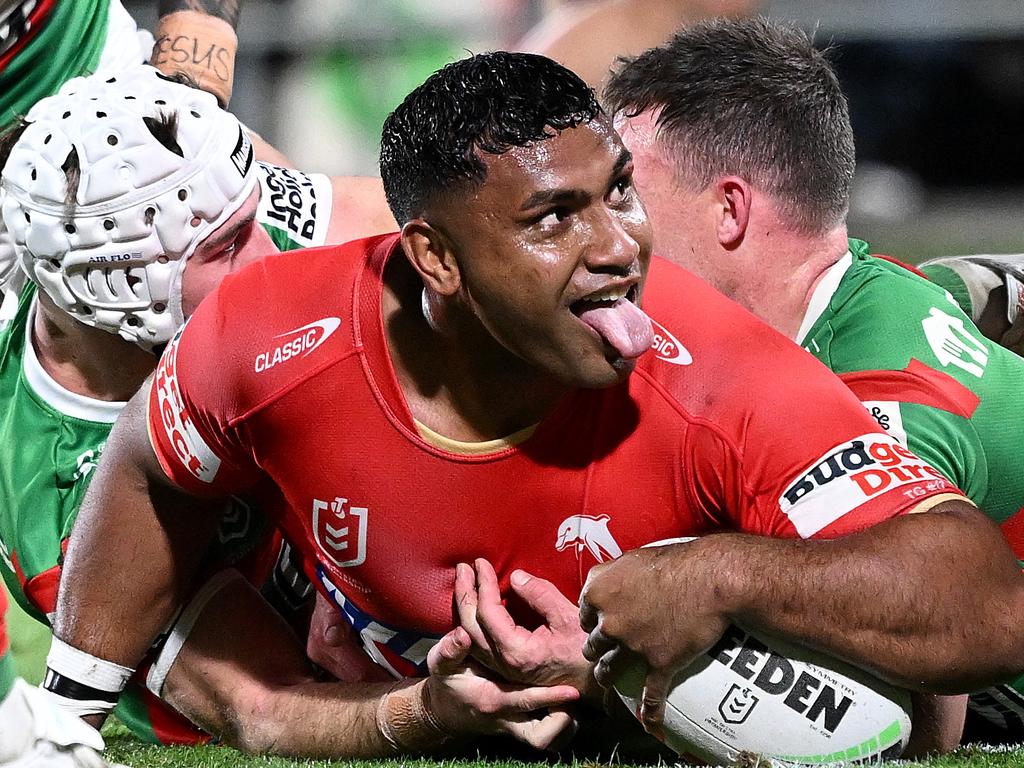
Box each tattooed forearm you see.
[158,0,241,28]
[151,34,233,85]
[151,3,239,106]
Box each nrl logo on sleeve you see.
[230,126,254,177]
[153,327,222,483]
[779,433,946,537]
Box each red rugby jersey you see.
[147,234,958,677]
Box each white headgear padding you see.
[0,186,22,293]
[0,64,257,349]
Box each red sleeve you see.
[751,370,959,538]
[688,348,962,541]
[147,295,262,497]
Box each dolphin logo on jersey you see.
[556,514,622,563]
[650,320,693,366]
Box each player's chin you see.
[569,353,637,389]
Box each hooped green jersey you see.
[0,163,332,740]
[798,240,1024,729]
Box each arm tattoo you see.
[158,0,241,28]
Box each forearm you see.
[53,395,219,672]
[703,504,1024,692]
[171,662,419,757]
[162,573,448,757]
[151,2,242,106]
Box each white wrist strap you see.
[43,638,135,717]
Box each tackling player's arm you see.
[151,1,242,108]
[579,366,1024,730]
[159,572,578,755]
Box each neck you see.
[739,226,849,341]
[32,294,156,402]
[384,265,567,443]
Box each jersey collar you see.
[795,251,853,346]
[22,296,126,423]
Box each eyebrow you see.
[518,148,633,212]
[203,212,255,250]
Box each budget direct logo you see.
[153,329,221,483]
[650,319,692,365]
[254,317,341,373]
[779,433,947,537]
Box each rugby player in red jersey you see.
[50,51,1024,757]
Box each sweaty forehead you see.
[470,118,624,206]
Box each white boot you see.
[0,680,126,768]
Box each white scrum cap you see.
[0,64,256,349]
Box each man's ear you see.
[400,219,461,296]
[713,176,752,248]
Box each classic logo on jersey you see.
[650,320,693,365]
[779,433,946,537]
[313,496,367,568]
[719,684,759,725]
[230,126,254,178]
[257,163,329,247]
[709,625,854,734]
[555,514,622,562]
[922,306,989,378]
[153,327,222,483]
[254,317,341,373]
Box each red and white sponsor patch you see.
[153,329,222,483]
[779,433,948,537]
[650,319,692,366]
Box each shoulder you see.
[170,234,398,420]
[637,257,868,439]
[825,250,1016,387]
[640,257,837,396]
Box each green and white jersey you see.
[0,0,152,131]
[0,284,120,623]
[798,239,1024,731]
[254,161,333,251]
[0,171,328,739]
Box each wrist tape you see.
[375,681,452,753]
[151,11,238,107]
[43,637,134,718]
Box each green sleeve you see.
[920,264,975,318]
[819,266,991,505]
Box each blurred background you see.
[118,0,1022,261]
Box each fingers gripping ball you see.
[0,64,257,350]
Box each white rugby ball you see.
[614,624,912,766]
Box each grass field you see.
[6,582,1024,768]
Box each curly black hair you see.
[380,51,601,224]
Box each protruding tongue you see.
[577,298,654,360]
